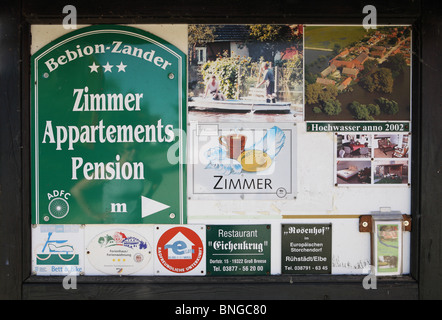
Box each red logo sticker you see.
[156,226,204,273]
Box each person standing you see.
[257,62,276,103]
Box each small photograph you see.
[336,160,371,185]
[304,25,411,121]
[337,133,372,158]
[373,159,409,184]
[374,221,402,276]
[188,24,304,122]
[373,134,409,158]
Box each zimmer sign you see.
[31,25,186,225]
[188,122,297,200]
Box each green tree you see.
[188,24,217,64]
[360,59,377,76]
[318,84,338,102]
[305,83,338,105]
[376,68,394,93]
[322,99,342,115]
[361,75,376,92]
[201,54,252,99]
[313,106,322,113]
[305,83,323,104]
[304,69,317,85]
[377,97,399,114]
[360,68,394,93]
[248,24,302,62]
[348,101,374,120]
[386,53,407,77]
[367,104,381,116]
[277,55,303,94]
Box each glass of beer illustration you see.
[219,134,247,159]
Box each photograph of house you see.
[305,25,411,121]
[187,24,304,122]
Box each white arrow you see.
[141,196,170,218]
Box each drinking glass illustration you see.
[219,134,247,160]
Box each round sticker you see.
[48,197,70,219]
[86,229,152,275]
[156,226,204,274]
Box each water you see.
[305,49,334,74]
[305,67,411,121]
[188,109,302,123]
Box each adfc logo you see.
[156,226,204,274]
[47,190,71,221]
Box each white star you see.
[88,62,100,73]
[103,62,113,72]
[116,62,127,72]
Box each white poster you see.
[188,122,297,200]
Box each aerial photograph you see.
[304,25,411,121]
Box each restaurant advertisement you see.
[206,224,271,276]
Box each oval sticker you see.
[86,228,152,275]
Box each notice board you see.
[30,23,412,277]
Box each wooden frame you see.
[0,0,440,300]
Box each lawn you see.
[305,26,370,50]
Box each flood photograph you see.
[304,25,411,121]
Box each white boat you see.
[188,97,292,113]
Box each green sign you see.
[281,224,331,274]
[31,25,186,224]
[206,225,271,276]
[307,122,410,133]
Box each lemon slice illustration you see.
[238,149,272,172]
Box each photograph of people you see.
[256,62,276,103]
[204,75,225,100]
[188,24,304,122]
